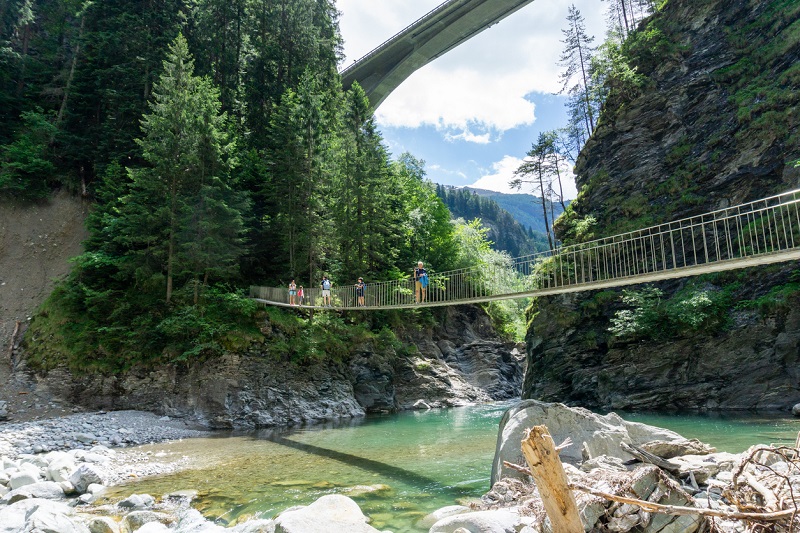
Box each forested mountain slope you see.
[436,185,549,257]
[523,0,800,411]
[464,187,565,235]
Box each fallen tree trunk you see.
[7,320,20,360]
[520,425,583,532]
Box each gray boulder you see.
[429,508,520,533]
[274,494,381,533]
[88,517,120,533]
[2,481,65,504]
[419,505,470,529]
[490,400,685,484]
[118,493,155,510]
[0,498,86,533]
[69,463,108,494]
[8,471,39,490]
[132,523,170,533]
[230,520,277,533]
[47,454,77,483]
[120,510,172,533]
[793,403,800,417]
[173,507,226,533]
[639,439,715,459]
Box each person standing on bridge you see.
[321,275,332,307]
[414,261,428,303]
[288,279,297,306]
[355,277,366,307]
[297,286,304,306]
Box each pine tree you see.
[512,133,556,251]
[558,4,596,138]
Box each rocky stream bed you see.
[2,402,799,533]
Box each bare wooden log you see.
[571,482,797,522]
[744,472,779,512]
[620,441,682,474]
[7,320,20,360]
[521,425,584,532]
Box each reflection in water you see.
[261,432,468,500]
[102,404,799,533]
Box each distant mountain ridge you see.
[462,187,565,235]
[435,185,549,257]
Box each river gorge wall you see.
[30,304,524,428]
[523,0,800,411]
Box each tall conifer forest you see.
[1,0,463,367]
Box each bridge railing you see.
[250,189,800,309]
[339,0,453,76]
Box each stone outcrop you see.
[524,0,800,411]
[489,400,705,485]
[17,305,523,429]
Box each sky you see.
[336,0,609,199]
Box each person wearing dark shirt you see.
[355,277,366,307]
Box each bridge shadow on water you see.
[253,426,475,499]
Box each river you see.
[103,403,800,532]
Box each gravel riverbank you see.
[0,409,210,477]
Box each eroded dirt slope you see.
[0,191,88,418]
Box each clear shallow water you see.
[103,404,799,533]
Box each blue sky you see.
[337,0,609,199]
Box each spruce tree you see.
[115,34,246,303]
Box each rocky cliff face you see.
[13,305,523,427]
[523,0,800,410]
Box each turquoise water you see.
[104,404,799,532]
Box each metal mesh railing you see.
[250,189,800,310]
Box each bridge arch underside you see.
[341,0,536,109]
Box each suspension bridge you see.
[250,189,800,310]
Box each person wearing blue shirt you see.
[321,275,332,307]
[414,261,428,303]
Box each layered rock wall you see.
[523,0,800,410]
[19,305,524,428]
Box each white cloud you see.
[469,155,579,199]
[444,127,492,145]
[337,0,607,135]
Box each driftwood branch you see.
[521,426,584,532]
[570,483,796,522]
[7,320,20,360]
[505,461,797,524]
[744,472,779,512]
[503,460,533,476]
[620,441,682,474]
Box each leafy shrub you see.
[609,283,733,341]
